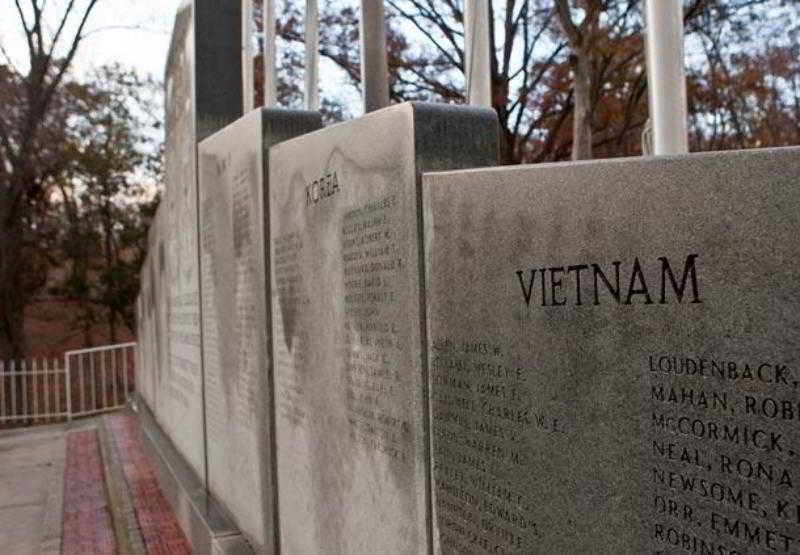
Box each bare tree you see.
[0,0,100,360]
[554,0,602,160]
[269,0,794,164]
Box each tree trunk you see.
[499,119,518,164]
[0,192,27,418]
[571,51,593,160]
[0,196,25,362]
[101,175,117,345]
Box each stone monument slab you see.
[156,0,243,479]
[269,102,499,554]
[198,108,321,554]
[422,147,800,553]
[141,208,168,421]
[137,252,155,409]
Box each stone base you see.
[128,394,253,554]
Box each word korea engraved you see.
[270,102,498,554]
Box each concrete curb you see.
[127,395,253,554]
[38,437,66,555]
[98,416,146,555]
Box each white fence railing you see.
[0,342,136,427]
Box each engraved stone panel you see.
[161,2,204,476]
[140,208,167,417]
[137,249,156,408]
[152,0,243,479]
[198,108,321,553]
[423,147,800,553]
[269,102,498,554]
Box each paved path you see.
[62,429,117,554]
[0,415,191,555]
[0,423,72,554]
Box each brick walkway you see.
[62,429,117,555]
[106,413,191,555]
[1,415,193,555]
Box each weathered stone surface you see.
[422,147,800,553]
[136,216,161,411]
[198,108,321,553]
[136,209,168,420]
[269,102,498,554]
[161,3,205,476]
[154,0,243,479]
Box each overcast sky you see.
[0,0,181,79]
[0,0,363,119]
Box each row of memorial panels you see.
[134,102,800,555]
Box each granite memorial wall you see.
[422,146,800,554]
[268,102,498,553]
[136,212,161,411]
[146,0,243,480]
[158,0,206,477]
[130,3,799,554]
[198,108,321,553]
[135,109,800,555]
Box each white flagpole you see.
[645,0,689,155]
[359,0,390,113]
[263,0,278,107]
[464,0,491,107]
[305,0,320,110]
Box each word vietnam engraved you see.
[198,108,321,553]
[423,147,800,554]
[269,102,498,554]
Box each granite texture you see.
[137,209,167,422]
[136,249,151,409]
[269,102,499,554]
[422,147,800,553]
[152,0,244,480]
[198,108,321,554]
[161,2,205,477]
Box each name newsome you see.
[515,254,701,307]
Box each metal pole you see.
[305,0,320,110]
[242,0,255,112]
[78,354,85,416]
[263,0,278,107]
[464,0,492,108]
[32,359,38,420]
[43,358,49,420]
[359,0,390,113]
[122,346,129,400]
[90,352,96,413]
[65,353,72,421]
[101,350,108,410]
[21,359,27,420]
[53,358,60,417]
[645,0,689,155]
[9,360,15,420]
[113,348,119,406]
[0,361,5,419]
